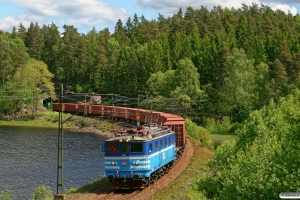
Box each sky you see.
[0,0,299,34]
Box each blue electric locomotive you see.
[104,124,176,189]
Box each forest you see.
[1,3,300,122]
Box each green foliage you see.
[295,15,300,32]
[221,48,257,113]
[146,58,206,115]
[75,84,84,93]
[146,70,175,96]
[204,89,300,199]
[100,121,113,132]
[3,58,55,117]
[185,118,212,147]
[195,174,218,198]
[31,186,53,200]
[204,117,237,135]
[75,178,111,193]
[1,190,12,200]
[231,104,253,123]
[174,59,201,99]
[67,188,77,194]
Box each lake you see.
[0,126,107,199]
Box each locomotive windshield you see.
[121,143,128,153]
[107,142,118,153]
[130,142,143,153]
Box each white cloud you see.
[135,0,298,16]
[0,16,21,30]
[0,0,128,33]
[268,3,298,15]
[135,0,259,14]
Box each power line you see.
[0,89,53,93]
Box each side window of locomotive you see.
[131,142,143,153]
[149,143,152,152]
[121,143,128,153]
[156,141,158,149]
[160,139,162,147]
[108,143,118,153]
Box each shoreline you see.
[0,116,132,137]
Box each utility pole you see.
[84,95,87,116]
[54,84,66,200]
[137,94,140,126]
[150,95,153,124]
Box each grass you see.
[210,134,236,143]
[0,119,59,128]
[68,178,112,194]
[0,111,75,128]
[210,134,236,149]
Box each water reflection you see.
[0,126,106,199]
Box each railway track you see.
[97,189,140,200]
[67,139,193,200]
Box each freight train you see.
[52,102,186,189]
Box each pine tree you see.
[41,23,61,74]
[270,59,289,100]
[25,22,44,60]
[17,23,26,42]
[0,39,13,86]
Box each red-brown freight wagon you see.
[52,102,64,112]
[163,120,186,147]
[64,103,80,114]
[90,105,103,116]
[158,113,184,125]
[113,106,128,119]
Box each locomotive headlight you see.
[135,161,139,165]
[112,162,115,165]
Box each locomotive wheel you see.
[144,177,151,187]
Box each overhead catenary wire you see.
[0,90,194,116]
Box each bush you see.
[32,186,53,200]
[204,117,237,135]
[67,188,77,194]
[204,90,300,199]
[1,190,12,200]
[100,121,113,132]
[185,118,212,147]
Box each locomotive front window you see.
[121,143,128,153]
[107,143,118,153]
[131,142,143,153]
